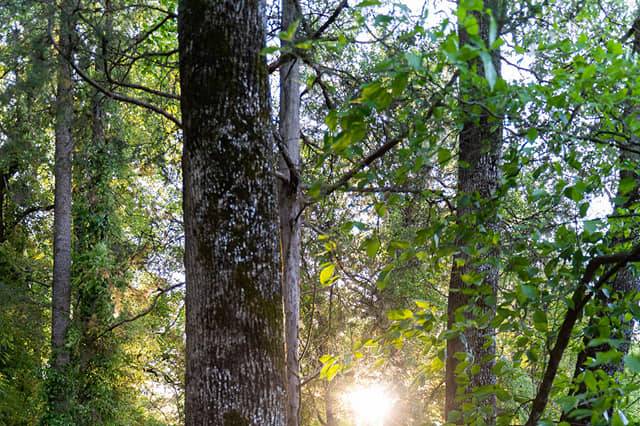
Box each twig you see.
[94,282,184,340]
[48,25,182,127]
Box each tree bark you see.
[179,1,286,424]
[50,0,75,414]
[445,2,503,424]
[278,1,302,425]
[0,174,5,244]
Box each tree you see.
[178,0,286,423]
[562,16,640,424]
[445,1,504,423]
[49,0,76,418]
[70,1,131,420]
[278,0,303,424]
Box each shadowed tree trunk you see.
[49,0,75,416]
[445,1,504,424]
[179,0,286,424]
[278,0,302,424]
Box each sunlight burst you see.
[345,383,395,426]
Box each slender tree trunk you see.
[179,1,286,424]
[50,0,75,414]
[445,2,503,424]
[73,2,121,420]
[278,1,302,425]
[0,174,5,243]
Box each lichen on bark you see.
[179,0,286,424]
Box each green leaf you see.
[624,353,640,373]
[612,410,629,426]
[533,310,548,333]
[374,202,388,217]
[405,51,423,70]
[607,40,623,55]
[260,45,280,55]
[479,51,497,90]
[391,72,409,96]
[363,236,381,258]
[460,0,484,12]
[583,219,599,235]
[356,0,381,6]
[581,64,597,81]
[583,370,597,391]
[437,148,452,165]
[279,20,300,42]
[319,264,336,286]
[564,181,587,202]
[325,110,338,131]
[464,15,479,35]
[619,176,636,195]
[387,309,413,320]
[489,15,497,45]
[516,284,537,304]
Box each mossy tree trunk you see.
[445,1,504,424]
[178,0,286,424]
[72,1,126,421]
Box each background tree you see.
[48,0,76,420]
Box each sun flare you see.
[345,383,394,426]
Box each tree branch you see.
[268,0,349,73]
[525,243,640,426]
[48,26,182,127]
[314,72,458,201]
[94,282,184,340]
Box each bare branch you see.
[95,282,184,340]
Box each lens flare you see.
[346,383,394,426]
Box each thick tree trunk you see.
[50,0,75,413]
[179,1,286,424]
[445,2,503,424]
[278,1,302,425]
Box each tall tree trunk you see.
[0,174,5,244]
[179,1,286,424]
[50,0,75,414]
[73,2,122,421]
[278,0,302,425]
[445,2,503,424]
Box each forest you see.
[1,0,640,425]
